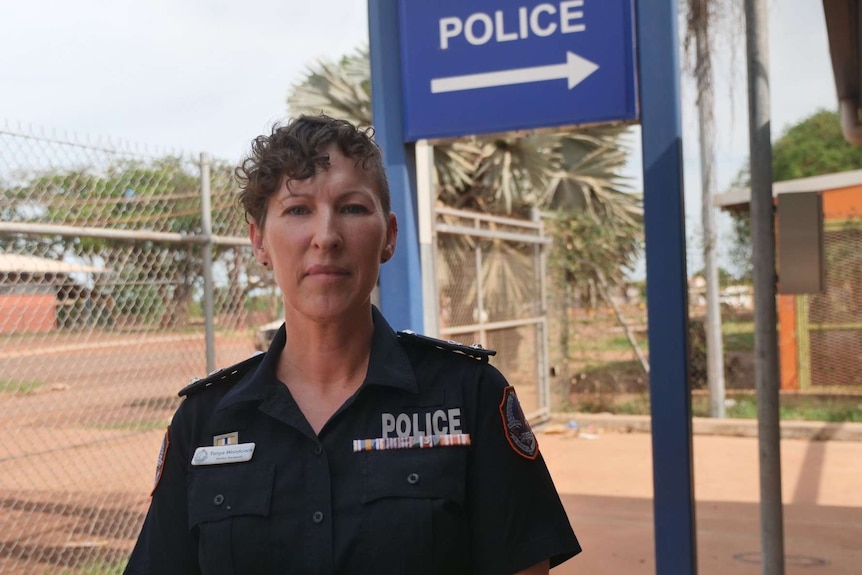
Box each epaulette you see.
[178,352,265,397]
[397,330,497,362]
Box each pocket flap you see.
[188,463,275,528]
[362,449,465,504]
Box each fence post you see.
[533,208,550,414]
[474,216,486,349]
[416,139,440,338]
[200,153,216,373]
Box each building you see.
[715,170,862,391]
[0,254,104,334]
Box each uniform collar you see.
[364,305,418,393]
[216,305,417,412]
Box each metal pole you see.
[636,0,698,572]
[199,153,216,374]
[415,139,440,337]
[533,208,551,417]
[369,0,425,332]
[475,219,486,350]
[745,0,785,573]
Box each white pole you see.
[415,139,440,337]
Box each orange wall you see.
[778,295,797,390]
[0,294,56,334]
[823,185,862,220]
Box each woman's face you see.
[250,146,397,323]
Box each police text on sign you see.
[439,1,585,50]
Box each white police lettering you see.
[439,1,585,50]
[381,409,463,438]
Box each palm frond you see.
[286,47,643,310]
[287,47,371,125]
[472,134,560,213]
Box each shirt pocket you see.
[188,463,275,575]
[362,448,465,504]
[360,449,470,574]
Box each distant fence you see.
[0,122,559,573]
[794,220,862,390]
[0,123,277,574]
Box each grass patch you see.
[605,336,646,352]
[692,396,862,422]
[722,321,754,352]
[90,420,167,432]
[614,394,652,415]
[58,559,128,575]
[0,378,44,394]
[575,393,862,423]
[572,335,648,353]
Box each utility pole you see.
[745,0,785,573]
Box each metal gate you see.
[433,206,551,421]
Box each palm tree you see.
[287,48,639,224]
[683,0,743,417]
[287,47,645,381]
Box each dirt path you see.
[541,431,862,574]
[1,329,859,573]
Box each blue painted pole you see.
[368,0,425,332]
[636,0,698,573]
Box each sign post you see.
[636,0,698,573]
[369,0,697,571]
[369,0,425,332]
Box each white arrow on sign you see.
[430,51,599,94]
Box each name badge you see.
[191,442,255,466]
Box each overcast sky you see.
[1,0,370,163]
[0,0,838,275]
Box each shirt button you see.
[314,444,323,456]
[213,494,224,506]
[312,511,324,524]
[407,473,420,485]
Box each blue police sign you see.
[398,0,638,141]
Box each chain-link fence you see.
[434,207,550,421]
[797,220,862,390]
[0,123,279,574]
[0,121,559,573]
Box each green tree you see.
[0,157,255,329]
[773,109,862,181]
[730,109,862,278]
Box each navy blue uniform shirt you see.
[126,307,580,574]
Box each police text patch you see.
[499,386,538,460]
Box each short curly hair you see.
[235,114,390,227]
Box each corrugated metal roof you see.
[0,254,105,274]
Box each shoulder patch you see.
[397,330,496,362]
[179,352,264,397]
[151,426,170,496]
[499,386,539,460]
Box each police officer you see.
[125,114,580,574]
